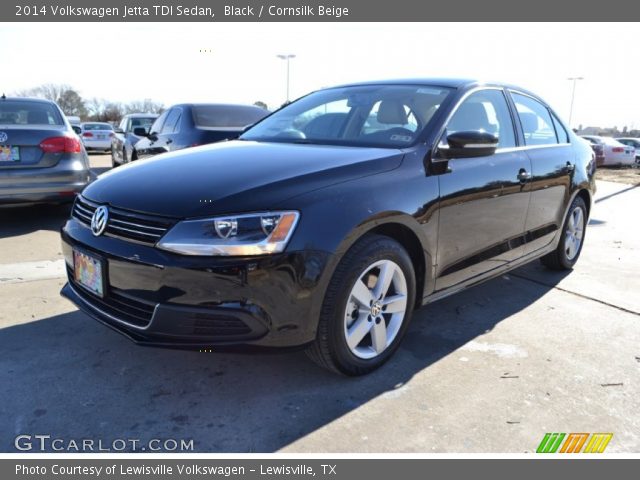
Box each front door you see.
[435,88,532,290]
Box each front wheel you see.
[540,196,587,270]
[306,234,416,376]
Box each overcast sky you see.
[1,22,638,129]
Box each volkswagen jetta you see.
[60,79,595,375]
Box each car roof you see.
[81,122,111,126]
[332,77,535,92]
[125,113,159,118]
[325,78,547,104]
[0,96,57,105]
[169,103,265,109]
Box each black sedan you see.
[60,79,595,375]
[130,103,268,161]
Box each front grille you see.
[68,267,156,328]
[72,196,175,245]
[191,314,252,336]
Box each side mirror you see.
[437,131,499,159]
[114,127,124,134]
[133,127,149,137]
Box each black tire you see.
[306,234,416,376]
[540,196,587,270]
[111,147,119,168]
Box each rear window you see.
[0,100,63,125]
[82,123,113,131]
[193,105,267,128]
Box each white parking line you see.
[0,259,66,284]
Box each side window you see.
[149,111,168,135]
[119,118,128,132]
[161,108,181,134]
[511,93,557,146]
[446,89,516,148]
[551,113,569,143]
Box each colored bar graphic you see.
[584,433,613,453]
[560,433,589,453]
[537,433,566,453]
[537,433,613,453]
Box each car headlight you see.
[157,211,299,256]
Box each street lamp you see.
[567,76,584,128]
[276,54,296,102]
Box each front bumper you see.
[60,218,333,349]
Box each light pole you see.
[276,54,296,102]
[567,76,584,128]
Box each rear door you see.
[0,100,69,169]
[435,88,532,290]
[509,91,574,256]
[156,107,182,153]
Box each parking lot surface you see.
[0,154,638,452]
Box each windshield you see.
[83,123,113,131]
[130,117,156,130]
[241,84,453,148]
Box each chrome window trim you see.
[432,86,518,153]
[508,89,569,148]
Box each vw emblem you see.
[0,132,8,143]
[91,206,109,236]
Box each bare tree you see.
[58,90,87,117]
[124,99,164,114]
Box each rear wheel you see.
[540,196,587,270]
[306,234,416,376]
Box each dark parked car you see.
[130,103,268,161]
[1,96,91,205]
[111,113,159,167]
[60,79,595,375]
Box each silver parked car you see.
[80,122,114,152]
[615,137,640,164]
[580,135,635,166]
[0,96,91,205]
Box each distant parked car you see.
[615,137,640,164]
[80,122,114,153]
[581,135,635,166]
[111,113,159,167]
[0,96,91,205]
[131,103,268,161]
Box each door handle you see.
[566,161,575,172]
[517,168,531,183]
[166,139,173,145]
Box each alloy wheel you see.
[343,259,408,359]
[564,206,584,260]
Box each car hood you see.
[82,140,404,218]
